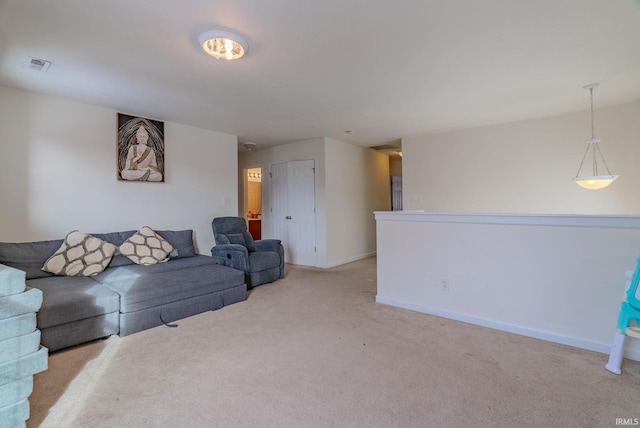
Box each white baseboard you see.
[375,295,640,362]
[320,252,376,269]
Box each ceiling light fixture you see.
[243,142,256,151]
[573,83,619,190]
[199,30,248,60]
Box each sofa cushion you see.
[119,227,174,266]
[42,231,117,277]
[95,256,244,313]
[156,230,196,258]
[28,276,120,329]
[0,240,62,280]
[92,255,225,286]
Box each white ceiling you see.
[1,0,640,151]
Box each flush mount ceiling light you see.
[573,83,619,190]
[199,30,248,60]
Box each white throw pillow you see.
[42,231,117,276]
[119,226,174,266]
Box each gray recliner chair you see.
[211,217,284,288]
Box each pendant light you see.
[573,83,619,190]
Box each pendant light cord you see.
[575,88,594,177]
[573,83,618,187]
[575,84,611,178]
[590,87,595,140]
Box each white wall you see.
[381,102,640,362]
[325,138,390,267]
[402,100,640,214]
[0,85,238,253]
[376,212,640,361]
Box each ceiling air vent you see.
[370,144,397,151]
[27,57,52,72]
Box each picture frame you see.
[116,113,165,182]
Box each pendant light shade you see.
[573,83,618,190]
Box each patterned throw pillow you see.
[119,226,174,266]
[42,231,117,276]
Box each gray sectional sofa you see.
[0,229,247,352]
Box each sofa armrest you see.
[211,244,249,272]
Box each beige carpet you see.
[29,257,640,428]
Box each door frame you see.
[242,165,263,223]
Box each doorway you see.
[391,175,403,210]
[270,160,316,266]
[246,167,262,240]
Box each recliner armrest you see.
[254,239,284,279]
[209,255,228,265]
[254,239,282,253]
[211,244,249,272]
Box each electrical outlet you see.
[440,278,450,291]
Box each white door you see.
[270,160,316,266]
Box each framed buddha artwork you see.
[116,113,165,182]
